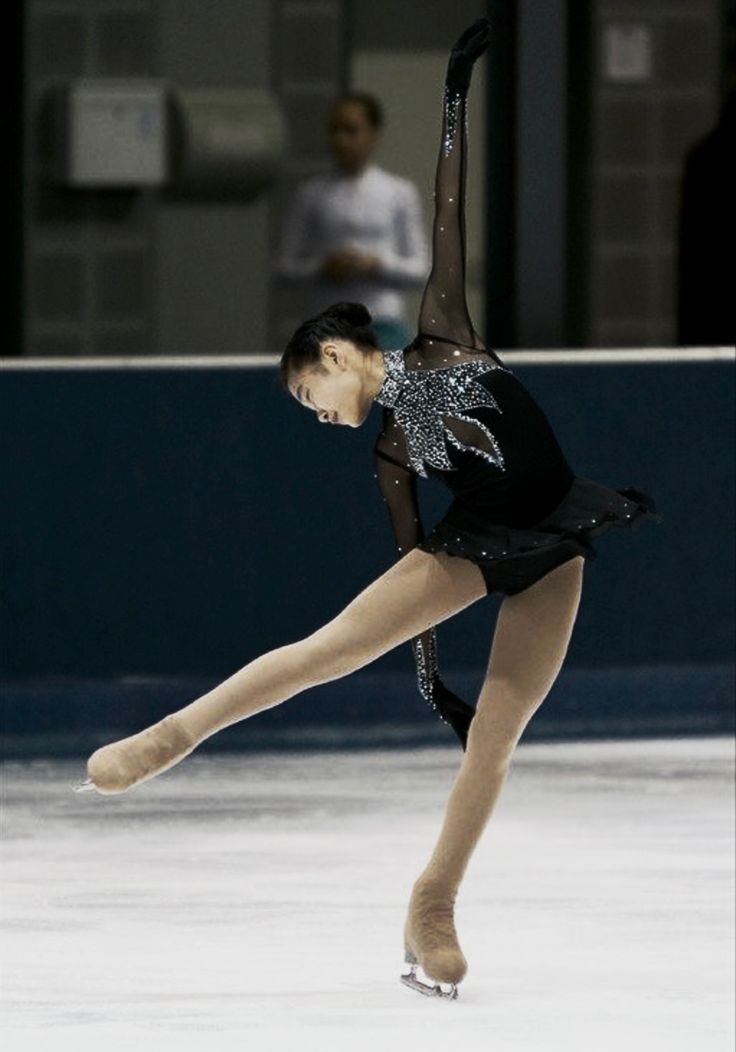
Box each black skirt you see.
[416,476,663,596]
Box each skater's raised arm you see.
[416,17,491,351]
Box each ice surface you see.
[1,736,734,1052]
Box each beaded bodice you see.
[374,348,509,478]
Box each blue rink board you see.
[0,662,733,759]
[1,355,734,742]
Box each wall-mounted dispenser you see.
[51,79,168,187]
[50,80,286,198]
[167,87,285,198]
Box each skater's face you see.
[328,101,380,173]
[288,340,385,428]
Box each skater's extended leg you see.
[84,549,487,793]
[404,555,585,984]
[176,549,485,741]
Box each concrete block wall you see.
[26,0,159,357]
[578,0,724,347]
[23,0,274,359]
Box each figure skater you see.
[73,18,661,1001]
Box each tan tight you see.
[173,547,490,742]
[86,547,488,793]
[417,553,584,895]
[85,546,583,986]
[399,552,584,985]
[90,547,584,907]
[174,549,584,898]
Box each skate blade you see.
[72,778,98,793]
[400,963,458,1000]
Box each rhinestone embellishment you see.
[443,86,465,156]
[412,630,440,709]
[375,348,507,478]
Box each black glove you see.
[446,17,492,97]
[432,676,477,751]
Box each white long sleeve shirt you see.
[273,163,430,322]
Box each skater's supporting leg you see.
[419,555,584,891]
[85,549,487,792]
[404,556,584,981]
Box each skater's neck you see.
[366,347,387,402]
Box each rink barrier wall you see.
[1,348,734,744]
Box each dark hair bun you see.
[322,302,372,327]
[280,300,379,390]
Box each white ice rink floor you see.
[1,735,734,1052]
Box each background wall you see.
[156,0,273,356]
[568,0,727,347]
[18,0,732,358]
[24,0,273,359]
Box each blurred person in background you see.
[273,91,430,351]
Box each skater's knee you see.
[466,707,519,768]
[469,682,544,759]
[480,672,545,712]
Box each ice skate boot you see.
[400,878,466,1000]
[71,713,199,795]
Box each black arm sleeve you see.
[373,411,440,706]
[373,410,476,750]
[416,17,503,365]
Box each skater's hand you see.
[450,17,491,62]
[447,17,491,95]
[432,676,476,752]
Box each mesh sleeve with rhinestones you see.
[373,409,443,714]
[415,65,475,351]
[411,37,505,369]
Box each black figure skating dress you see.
[371,34,662,746]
